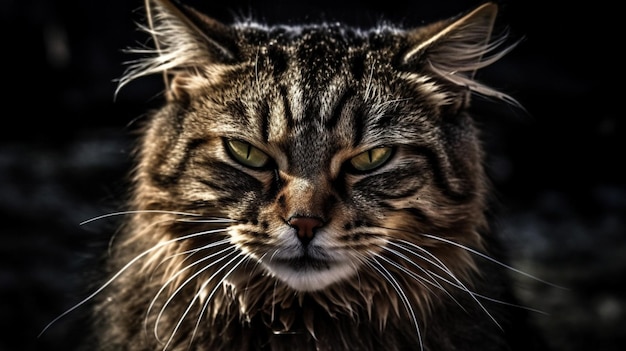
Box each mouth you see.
[272,255,334,271]
[261,252,355,291]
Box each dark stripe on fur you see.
[267,45,288,77]
[408,145,475,202]
[260,99,270,142]
[353,166,423,200]
[225,99,248,124]
[150,138,206,187]
[194,160,264,199]
[349,52,366,81]
[326,88,355,130]
[401,207,430,223]
[351,104,366,147]
[279,85,295,129]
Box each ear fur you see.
[401,2,518,103]
[117,0,237,100]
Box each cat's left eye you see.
[350,147,393,172]
[226,140,270,168]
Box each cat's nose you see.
[287,216,324,244]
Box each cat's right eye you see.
[225,140,270,168]
[350,147,393,172]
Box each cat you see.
[49,0,550,350]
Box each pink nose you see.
[287,216,324,242]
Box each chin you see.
[264,259,357,291]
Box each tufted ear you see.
[400,2,516,101]
[118,0,238,100]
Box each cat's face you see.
[129,0,509,295]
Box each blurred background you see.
[1,0,623,350]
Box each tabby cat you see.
[72,0,548,349]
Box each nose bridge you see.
[285,176,329,218]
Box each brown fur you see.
[76,1,547,350]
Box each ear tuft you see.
[116,0,237,100]
[401,2,518,103]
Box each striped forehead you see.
[264,74,362,175]
[213,25,427,174]
[237,30,372,152]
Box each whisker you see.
[392,240,474,292]
[161,250,244,350]
[241,252,268,306]
[79,210,214,226]
[385,243,453,285]
[381,244,464,312]
[378,227,557,318]
[268,248,282,262]
[377,247,436,292]
[271,275,278,323]
[254,46,261,97]
[383,232,488,312]
[38,228,227,338]
[174,218,237,224]
[154,247,238,343]
[391,240,456,276]
[146,241,232,338]
[420,234,565,289]
[151,238,231,273]
[472,294,548,315]
[396,238,548,317]
[366,256,423,351]
[364,59,376,101]
[189,253,249,349]
[392,238,502,329]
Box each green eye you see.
[226,140,270,168]
[350,147,393,171]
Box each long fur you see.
[42,2,550,350]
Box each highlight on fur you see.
[118,1,519,105]
[40,1,553,350]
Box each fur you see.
[46,1,550,350]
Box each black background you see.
[1,0,623,350]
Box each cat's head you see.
[125,0,515,295]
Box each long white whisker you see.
[271,275,278,323]
[393,238,501,329]
[152,238,231,272]
[394,239,547,315]
[189,253,249,348]
[154,247,238,343]
[38,228,227,338]
[79,210,220,226]
[377,247,435,291]
[385,243,452,285]
[254,46,261,97]
[241,252,267,305]
[364,60,376,101]
[174,218,236,224]
[421,234,565,289]
[392,240,454,274]
[366,256,423,351]
[162,250,244,351]
[382,245,464,311]
[147,242,232,338]
[268,248,282,262]
[391,240,470,290]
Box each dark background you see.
[1,0,623,350]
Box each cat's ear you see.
[117,0,238,101]
[400,2,515,101]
